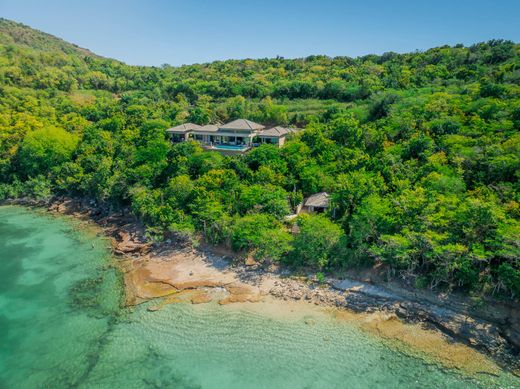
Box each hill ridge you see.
[0,17,99,58]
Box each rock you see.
[503,326,520,351]
[113,230,151,255]
[114,242,150,255]
[245,257,258,266]
[190,293,212,304]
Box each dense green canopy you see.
[0,19,518,298]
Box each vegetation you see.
[0,19,518,298]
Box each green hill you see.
[0,18,98,57]
[0,19,518,299]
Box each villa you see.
[166,122,202,143]
[166,119,300,154]
[300,192,330,214]
[286,192,332,224]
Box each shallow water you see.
[0,206,518,389]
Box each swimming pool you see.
[212,144,250,151]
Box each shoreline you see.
[2,196,519,375]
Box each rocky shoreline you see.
[2,196,519,375]
[240,268,520,375]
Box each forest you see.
[0,18,518,299]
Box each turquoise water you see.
[0,206,519,389]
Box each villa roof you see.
[166,123,201,133]
[259,126,299,138]
[220,119,264,131]
[193,124,220,133]
[304,192,330,208]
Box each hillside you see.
[0,18,98,57]
[0,19,519,300]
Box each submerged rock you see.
[190,292,213,304]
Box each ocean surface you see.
[0,205,518,389]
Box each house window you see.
[262,137,278,144]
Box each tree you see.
[288,214,344,270]
[328,114,364,148]
[165,174,194,209]
[347,194,397,266]
[190,195,231,244]
[253,228,293,262]
[1,22,520,300]
[231,213,281,252]
[17,126,78,178]
[331,170,385,229]
[238,184,290,219]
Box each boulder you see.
[245,257,258,266]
